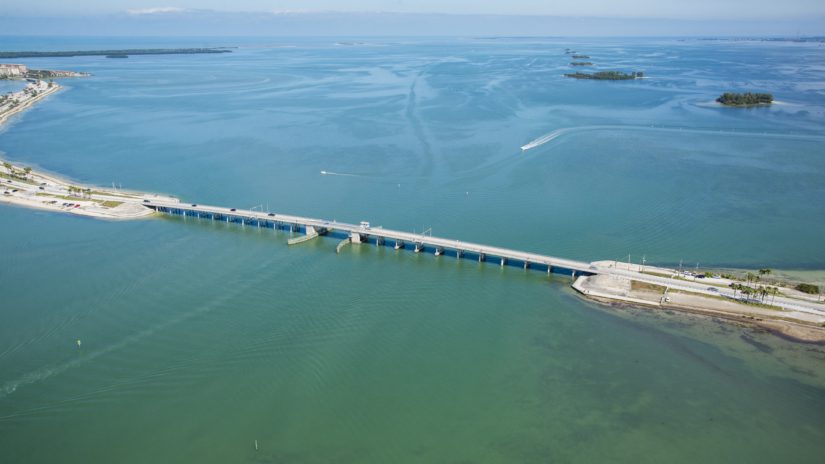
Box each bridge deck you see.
[146,201,593,274]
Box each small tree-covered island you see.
[716,92,773,106]
[570,61,594,66]
[565,71,644,80]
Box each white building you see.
[0,64,29,78]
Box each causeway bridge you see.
[144,200,825,318]
[145,200,593,276]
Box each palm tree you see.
[23,167,32,179]
[759,268,772,282]
[730,282,740,300]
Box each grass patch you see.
[90,190,136,199]
[632,280,667,294]
[100,200,122,208]
[0,172,36,185]
[641,270,672,278]
[36,193,86,202]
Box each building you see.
[0,64,29,78]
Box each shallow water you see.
[1,37,824,463]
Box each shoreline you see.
[0,81,62,127]
[1,160,176,220]
[573,274,825,343]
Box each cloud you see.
[126,7,187,16]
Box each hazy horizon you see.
[1,10,824,38]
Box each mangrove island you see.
[716,92,773,106]
[565,71,644,80]
[0,48,232,59]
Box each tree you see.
[23,166,32,179]
[759,268,772,281]
[796,283,820,295]
[730,282,740,299]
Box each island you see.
[716,92,773,106]
[565,71,644,80]
[570,61,593,66]
[571,54,591,59]
[0,48,232,59]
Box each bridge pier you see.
[500,257,506,267]
[435,247,444,256]
[350,232,363,244]
[377,236,385,247]
[524,261,529,270]
[414,242,424,253]
[457,249,463,259]
[547,265,553,275]
[394,240,404,250]
[479,253,485,263]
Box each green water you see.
[1,37,825,462]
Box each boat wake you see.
[520,124,825,152]
[520,129,570,151]
[320,170,361,178]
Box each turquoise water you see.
[1,37,825,462]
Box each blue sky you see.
[5,0,825,19]
[1,1,823,36]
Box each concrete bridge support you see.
[394,240,404,250]
[415,242,424,253]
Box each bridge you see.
[145,200,593,276]
[144,200,825,319]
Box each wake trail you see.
[520,124,825,152]
[319,170,362,178]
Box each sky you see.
[1,1,823,36]
[4,0,825,20]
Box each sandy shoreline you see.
[1,161,176,220]
[0,82,62,127]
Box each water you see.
[1,37,824,463]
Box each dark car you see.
[39,186,45,190]
[268,213,275,217]
[191,204,197,207]
[230,208,237,212]
[143,199,151,203]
